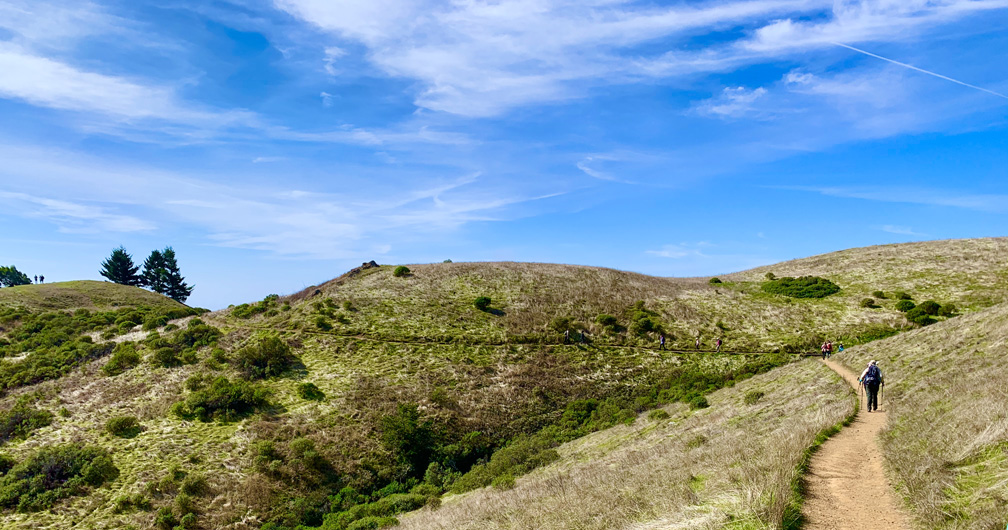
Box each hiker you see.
[33,275,37,283]
[580,330,586,344]
[826,340,833,359]
[821,341,828,360]
[838,342,844,352]
[564,329,569,344]
[695,337,700,350]
[715,338,722,353]
[39,275,44,283]
[859,360,884,412]
[659,334,666,350]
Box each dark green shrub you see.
[451,434,558,493]
[938,303,958,317]
[322,493,426,530]
[917,300,942,316]
[872,290,886,299]
[0,445,118,511]
[180,473,209,496]
[473,296,491,311]
[106,416,142,438]
[761,276,840,298]
[860,298,878,308]
[895,291,913,300]
[905,307,937,327]
[744,390,764,405]
[895,300,916,312]
[380,403,438,477]
[596,314,618,327]
[150,347,180,368]
[298,382,325,401]
[648,409,670,421]
[764,272,776,281]
[103,342,141,376]
[118,321,137,334]
[142,315,169,331]
[163,323,179,332]
[234,336,295,379]
[709,277,722,284]
[175,492,196,515]
[174,319,221,348]
[0,401,53,443]
[177,512,198,529]
[688,395,709,409]
[155,506,177,529]
[315,316,332,331]
[393,266,410,278]
[171,377,270,422]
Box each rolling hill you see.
[0,237,1005,529]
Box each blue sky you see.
[1,0,1007,309]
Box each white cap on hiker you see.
[870,360,877,366]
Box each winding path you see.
[802,358,913,530]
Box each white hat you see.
[870,360,877,365]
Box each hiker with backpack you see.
[821,341,828,359]
[659,334,666,350]
[859,360,884,412]
[715,338,722,353]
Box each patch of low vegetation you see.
[393,266,411,278]
[762,276,841,298]
[102,341,141,376]
[171,376,270,422]
[0,399,53,444]
[106,415,142,438]
[234,335,296,379]
[0,445,118,512]
[860,298,879,308]
[895,300,916,312]
[708,277,722,284]
[298,382,325,401]
[473,296,491,312]
[233,294,281,319]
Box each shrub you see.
[860,298,878,309]
[171,377,270,422]
[938,303,958,317]
[103,342,141,376]
[380,403,438,477]
[322,494,427,530]
[155,507,177,530]
[872,290,887,299]
[473,296,491,311]
[0,401,53,443]
[315,316,333,331]
[298,382,325,401]
[688,395,709,409]
[708,277,722,284]
[917,300,942,316]
[177,512,198,530]
[393,266,410,278]
[451,435,559,494]
[895,300,916,312]
[180,473,210,496]
[150,347,180,368]
[174,319,222,348]
[234,336,295,379]
[106,416,142,438]
[647,409,670,421]
[905,307,937,327]
[762,276,841,298]
[118,321,137,334]
[764,272,776,281]
[596,314,618,327]
[895,291,913,300]
[0,445,118,511]
[744,390,765,405]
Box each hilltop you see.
[0,280,187,312]
[0,237,1005,530]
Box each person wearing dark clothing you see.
[859,360,884,412]
[659,334,666,350]
[715,338,722,353]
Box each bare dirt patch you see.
[803,359,911,530]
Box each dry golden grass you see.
[398,359,853,530]
[837,302,1008,529]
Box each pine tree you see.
[141,250,166,294]
[161,247,193,303]
[0,265,32,287]
[99,247,141,286]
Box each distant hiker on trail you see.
[659,334,666,350]
[564,330,569,344]
[838,342,844,352]
[39,275,44,283]
[695,337,700,350]
[821,341,829,360]
[33,275,37,283]
[715,338,722,353]
[859,360,884,412]
[827,340,833,358]
[580,330,586,344]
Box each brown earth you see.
[803,358,913,530]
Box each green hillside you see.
[0,238,1006,530]
[0,281,186,312]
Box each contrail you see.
[832,42,1008,100]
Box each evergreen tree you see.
[0,265,32,287]
[99,247,141,286]
[141,250,167,294]
[161,247,193,303]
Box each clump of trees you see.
[99,246,193,303]
[0,266,32,287]
[762,276,841,298]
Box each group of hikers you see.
[820,340,844,359]
[657,334,721,352]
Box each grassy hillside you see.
[0,281,185,312]
[837,302,1008,529]
[0,238,1006,530]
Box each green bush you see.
[895,291,913,300]
[0,445,118,511]
[117,321,137,334]
[762,276,840,298]
[380,403,438,477]
[905,307,937,327]
[938,303,958,317]
[298,382,325,401]
[764,272,776,281]
[708,277,722,284]
[322,493,426,530]
[895,300,916,312]
[174,319,222,349]
[393,266,410,278]
[315,316,332,331]
[177,512,198,530]
[0,401,53,443]
[872,290,886,299]
[688,395,709,409]
[596,314,618,327]
[744,390,765,405]
[171,377,270,422]
[155,506,177,529]
[917,300,942,316]
[102,342,141,376]
[860,298,878,309]
[234,336,295,379]
[451,435,559,493]
[180,473,209,496]
[647,409,670,421]
[473,296,491,311]
[150,347,180,368]
[106,416,142,438]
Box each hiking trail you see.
[802,358,913,530]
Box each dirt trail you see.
[802,358,913,530]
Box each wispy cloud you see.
[693,86,771,120]
[0,191,156,233]
[879,224,925,236]
[784,185,1008,213]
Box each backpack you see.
[864,365,880,385]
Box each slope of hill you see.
[837,302,1008,529]
[0,238,1006,530]
[0,280,186,312]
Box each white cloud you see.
[694,86,770,119]
[879,225,925,236]
[0,191,155,233]
[646,243,707,259]
[785,185,1008,213]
